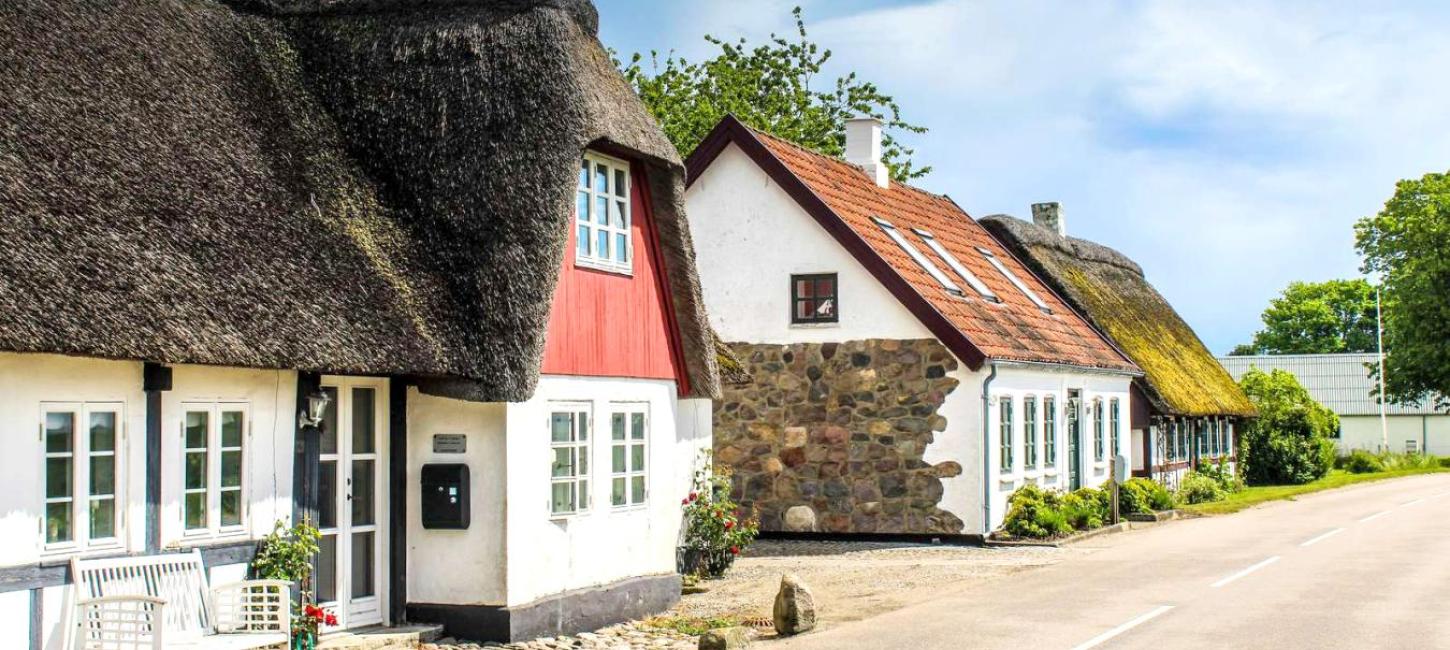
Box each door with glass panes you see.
[314,377,387,629]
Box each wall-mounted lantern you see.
[298,388,331,430]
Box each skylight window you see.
[872,217,962,295]
[913,228,999,302]
[977,247,1052,313]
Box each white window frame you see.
[180,402,249,539]
[999,396,1014,473]
[976,247,1052,313]
[608,404,649,509]
[1023,396,1038,469]
[1044,396,1058,468]
[873,217,963,295]
[41,402,125,555]
[549,404,592,518]
[914,229,999,301]
[1092,398,1105,462]
[1110,398,1121,459]
[575,151,633,275]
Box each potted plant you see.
[251,519,332,649]
[678,454,759,578]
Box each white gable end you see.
[684,143,932,344]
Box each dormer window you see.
[576,151,632,274]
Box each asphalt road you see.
[771,473,1450,650]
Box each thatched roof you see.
[980,216,1254,418]
[0,0,718,401]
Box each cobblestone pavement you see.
[424,539,1070,649]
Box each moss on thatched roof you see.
[981,216,1254,418]
[0,0,717,401]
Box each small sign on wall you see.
[433,433,467,454]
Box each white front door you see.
[315,376,388,629]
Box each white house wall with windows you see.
[684,116,1139,536]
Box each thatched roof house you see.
[0,0,718,401]
[980,212,1253,420]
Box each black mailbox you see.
[421,463,470,529]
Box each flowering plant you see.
[295,603,337,638]
[679,453,758,577]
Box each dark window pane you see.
[577,412,588,440]
[89,498,115,539]
[220,490,241,527]
[185,451,207,490]
[551,413,572,442]
[315,535,337,603]
[796,300,814,320]
[318,461,337,529]
[632,443,646,472]
[184,412,208,449]
[594,164,608,196]
[576,191,589,222]
[614,169,627,198]
[46,412,73,453]
[46,458,72,498]
[221,411,243,448]
[89,412,116,452]
[352,388,375,454]
[612,413,626,441]
[184,493,206,530]
[631,413,645,440]
[611,478,626,507]
[89,456,114,496]
[631,476,646,504]
[796,279,813,298]
[46,502,71,544]
[579,158,589,189]
[351,531,375,598]
[221,451,242,488]
[551,482,574,514]
[612,445,626,473]
[553,448,574,478]
[352,460,375,526]
[320,387,339,454]
[816,277,834,298]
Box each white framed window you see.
[609,405,648,508]
[181,403,248,536]
[976,247,1052,313]
[549,405,591,517]
[1023,396,1038,469]
[576,151,633,274]
[42,403,124,552]
[1044,396,1058,468]
[1093,398,1105,462]
[874,217,963,295]
[999,397,1014,472]
[913,229,998,301]
[1110,398,1121,459]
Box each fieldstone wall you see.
[714,339,964,535]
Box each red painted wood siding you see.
[540,164,689,392]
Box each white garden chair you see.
[70,550,290,650]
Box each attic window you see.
[576,151,632,274]
[791,273,838,324]
[913,228,999,302]
[872,217,962,296]
[977,247,1051,313]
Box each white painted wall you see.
[503,376,707,607]
[685,142,933,345]
[405,389,508,605]
[0,590,29,649]
[1338,414,1450,456]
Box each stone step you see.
[317,624,446,650]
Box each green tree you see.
[1230,279,1379,356]
[1237,368,1338,486]
[1355,171,1450,411]
[618,7,929,182]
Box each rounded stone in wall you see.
[783,505,818,532]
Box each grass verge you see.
[1182,467,1449,515]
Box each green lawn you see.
[1181,467,1450,516]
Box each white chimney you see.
[845,117,889,188]
[1032,202,1066,236]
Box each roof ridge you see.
[742,124,959,207]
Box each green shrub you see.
[1003,485,1073,538]
[1120,478,1175,513]
[1061,487,1109,530]
[1177,472,1227,504]
[1238,368,1338,485]
[1380,451,1440,470]
[1342,449,1386,474]
[1198,457,1244,493]
[1440,457,1450,469]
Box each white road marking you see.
[1402,498,1426,507]
[1300,527,1345,547]
[1211,556,1281,588]
[1359,509,1392,523]
[1069,605,1176,650]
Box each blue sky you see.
[598,0,1450,354]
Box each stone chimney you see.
[845,117,889,188]
[1032,202,1066,236]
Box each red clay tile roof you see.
[688,117,1138,373]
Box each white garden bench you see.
[69,550,290,650]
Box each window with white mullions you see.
[610,406,648,508]
[576,152,632,273]
[1024,397,1038,469]
[913,229,999,301]
[550,407,591,516]
[1093,398,1105,462]
[182,403,247,535]
[1110,398,1121,459]
[999,397,1014,472]
[1044,396,1058,468]
[976,247,1052,313]
[43,403,123,550]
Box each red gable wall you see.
[540,164,690,393]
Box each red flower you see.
[730,546,740,555]
[324,614,338,627]
[681,498,689,505]
[304,604,324,619]
[724,520,735,530]
[689,492,698,502]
